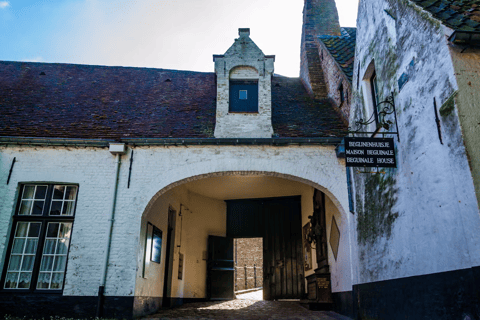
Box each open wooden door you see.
[207,235,235,300]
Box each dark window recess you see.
[229,80,258,113]
[357,64,360,90]
[339,83,345,104]
[370,71,381,124]
[1,184,78,292]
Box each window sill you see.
[228,111,259,114]
[0,288,64,294]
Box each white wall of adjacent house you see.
[0,144,353,299]
[351,0,480,284]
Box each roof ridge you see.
[0,60,215,75]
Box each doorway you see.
[234,237,263,298]
[225,196,304,300]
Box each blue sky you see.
[0,0,358,77]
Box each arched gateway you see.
[131,144,353,316]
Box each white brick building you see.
[2,0,479,319]
[0,23,351,318]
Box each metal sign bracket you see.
[348,92,400,142]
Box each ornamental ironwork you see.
[348,92,400,142]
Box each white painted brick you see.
[0,144,351,297]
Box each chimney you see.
[302,0,341,37]
[238,28,250,37]
[300,0,341,98]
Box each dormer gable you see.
[213,28,275,138]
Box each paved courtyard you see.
[144,290,352,320]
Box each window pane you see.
[53,256,67,271]
[23,186,36,199]
[36,222,71,290]
[151,229,162,263]
[12,239,25,254]
[53,186,65,199]
[51,273,64,289]
[47,223,60,238]
[65,186,77,201]
[49,201,62,216]
[21,255,35,271]
[59,223,72,238]
[43,239,56,254]
[19,201,33,215]
[40,256,54,272]
[24,239,38,254]
[4,272,19,288]
[28,223,41,237]
[36,272,51,289]
[50,186,77,216]
[56,240,69,254]
[15,222,29,237]
[35,186,47,200]
[7,255,21,271]
[18,272,31,288]
[5,222,41,289]
[62,201,75,216]
[239,90,248,100]
[32,200,45,215]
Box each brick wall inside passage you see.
[234,238,263,291]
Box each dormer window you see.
[229,80,258,113]
[213,28,275,138]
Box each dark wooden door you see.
[263,198,304,300]
[162,207,176,307]
[207,235,235,300]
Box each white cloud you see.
[22,56,44,63]
[0,1,10,9]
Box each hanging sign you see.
[344,137,396,168]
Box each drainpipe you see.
[97,143,126,318]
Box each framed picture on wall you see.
[143,222,154,278]
[151,225,163,263]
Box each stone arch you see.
[229,66,259,79]
[136,166,355,295]
[141,170,348,222]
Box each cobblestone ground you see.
[144,298,352,320]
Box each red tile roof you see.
[0,61,347,140]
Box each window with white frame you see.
[2,184,77,291]
[362,61,382,129]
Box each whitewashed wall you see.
[0,144,352,298]
[352,0,480,284]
